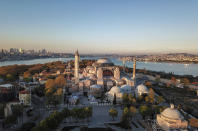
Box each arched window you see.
[103,70,113,77]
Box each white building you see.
[157,104,188,130]
[106,85,134,103]
[19,90,31,106]
[136,84,149,96]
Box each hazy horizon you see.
[0,0,198,54]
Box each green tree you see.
[84,107,92,122]
[122,93,129,105]
[129,106,137,120]
[128,94,136,105]
[55,75,66,88]
[139,105,151,119]
[156,96,165,104]
[109,108,118,121]
[148,88,155,103]
[120,107,131,129]
[6,74,14,81]
[11,104,24,117]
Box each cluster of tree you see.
[32,86,45,97]
[67,59,95,69]
[69,107,92,122]
[79,60,96,68]
[122,93,136,106]
[0,64,31,81]
[20,122,36,131]
[189,118,198,128]
[137,88,165,105]
[31,107,92,131]
[3,104,24,128]
[119,106,137,129]
[31,110,65,131]
[109,108,118,120]
[0,103,5,118]
[0,60,68,82]
[45,75,66,106]
[139,105,166,119]
[144,88,155,104]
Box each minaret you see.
[74,50,79,83]
[132,58,136,80]
[122,59,126,73]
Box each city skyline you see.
[0,0,198,54]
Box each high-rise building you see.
[74,50,80,83]
[19,48,23,53]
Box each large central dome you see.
[97,58,112,64]
[95,58,114,67]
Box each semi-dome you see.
[90,84,101,89]
[161,104,184,120]
[136,84,149,94]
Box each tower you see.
[132,58,136,80]
[122,59,126,73]
[74,50,79,83]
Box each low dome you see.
[97,58,113,64]
[109,86,121,94]
[136,84,148,94]
[121,85,131,91]
[161,104,184,120]
[90,84,101,89]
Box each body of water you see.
[0,57,198,77]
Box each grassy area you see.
[154,85,198,118]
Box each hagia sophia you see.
[68,50,189,131]
[73,50,139,100]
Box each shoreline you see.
[0,57,197,77]
[1,57,198,64]
[137,60,198,64]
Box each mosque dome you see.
[109,86,121,95]
[136,84,149,94]
[121,85,132,93]
[96,58,114,66]
[90,84,101,89]
[161,104,184,120]
[97,58,112,64]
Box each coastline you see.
[1,56,198,64]
[138,60,198,64]
[0,57,198,77]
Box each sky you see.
[0,0,198,54]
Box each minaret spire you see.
[74,49,79,84]
[132,57,136,80]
